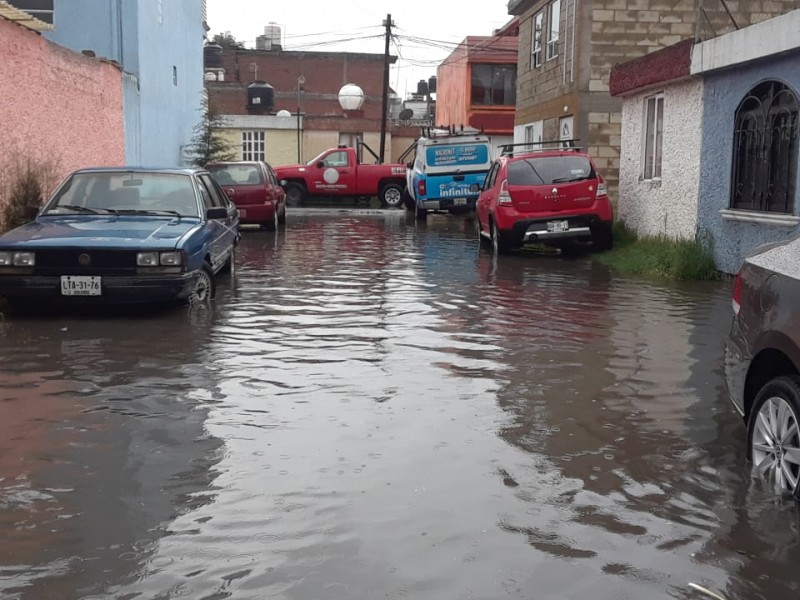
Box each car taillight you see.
[596,182,608,198]
[418,179,427,196]
[732,271,743,316]
[498,180,512,205]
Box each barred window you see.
[531,12,543,69]
[546,0,561,61]
[731,81,799,214]
[242,131,266,162]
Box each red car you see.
[206,161,287,230]
[476,145,613,254]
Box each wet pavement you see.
[1,210,799,600]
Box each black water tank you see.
[416,80,429,96]
[204,44,224,69]
[428,76,437,94]
[247,81,274,112]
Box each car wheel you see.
[284,183,306,207]
[747,375,800,496]
[592,224,613,251]
[189,263,215,306]
[380,183,404,208]
[491,220,511,255]
[477,216,490,248]
[261,209,278,231]
[402,188,415,212]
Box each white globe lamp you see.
[338,83,365,111]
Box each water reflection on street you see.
[1,210,798,600]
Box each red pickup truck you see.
[274,145,408,208]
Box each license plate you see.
[454,198,467,206]
[61,276,101,296]
[547,220,569,233]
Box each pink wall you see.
[0,18,124,193]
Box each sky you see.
[206,0,514,98]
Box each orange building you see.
[436,18,519,156]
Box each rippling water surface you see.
[1,211,799,600]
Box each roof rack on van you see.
[500,139,582,156]
[420,124,486,139]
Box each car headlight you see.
[137,252,183,266]
[0,251,35,267]
[137,252,159,267]
[159,252,182,266]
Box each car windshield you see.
[43,172,200,217]
[208,164,263,186]
[508,155,595,186]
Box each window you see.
[643,94,664,180]
[199,175,226,208]
[731,80,799,214]
[531,12,543,69]
[508,155,595,185]
[546,0,561,61]
[242,131,266,161]
[524,125,534,145]
[322,151,349,167]
[471,64,517,106]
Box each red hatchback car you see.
[476,145,613,254]
[206,161,287,230]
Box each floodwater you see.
[0,210,798,600]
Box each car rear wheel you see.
[189,263,215,306]
[402,188,415,212]
[261,209,278,231]
[477,216,490,248]
[284,183,306,207]
[592,224,613,251]
[491,220,511,255]
[380,183,404,208]
[747,375,800,496]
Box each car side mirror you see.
[23,201,41,221]
[206,207,228,220]
[316,161,325,169]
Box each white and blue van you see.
[403,129,492,218]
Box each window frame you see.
[470,63,517,107]
[730,80,799,214]
[642,93,665,181]
[546,0,561,62]
[241,130,266,162]
[531,11,544,69]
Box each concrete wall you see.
[697,51,800,274]
[47,0,204,166]
[0,17,124,206]
[619,78,703,239]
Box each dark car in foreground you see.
[725,238,800,497]
[206,161,286,230]
[476,143,613,254]
[0,167,239,307]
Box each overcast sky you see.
[206,0,514,97]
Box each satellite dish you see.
[399,108,414,121]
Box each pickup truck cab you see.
[403,129,493,219]
[274,145,407,207]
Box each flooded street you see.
[1,211,799,600]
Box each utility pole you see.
[379,13,393,164]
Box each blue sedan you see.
[0,167,239,306]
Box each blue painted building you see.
[612,10,800,275]
[45,0,206,167]
[693,14,800,274]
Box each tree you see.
[185,97,237,167]
[211,31,245,50]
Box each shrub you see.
[597,221,721,281]
[0,155,60,234]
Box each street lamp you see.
[296,75,305,164]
